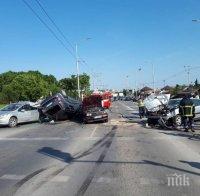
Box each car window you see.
[1,104,22,111]
[20,105,32,111]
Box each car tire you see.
[173,115,182,127]
[8,117,18,128]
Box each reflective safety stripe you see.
[180,105,193,117]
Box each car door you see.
[29,106,39,121]
[194,99,200,119]
[17,105,32,122]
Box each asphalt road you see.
[0,101,200,196]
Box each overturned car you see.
[39,93,82,121]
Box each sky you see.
[1,0,200,90]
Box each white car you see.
[0,102,39,127]
[147,98,200,126]
[166,98,200,126]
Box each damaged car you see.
[82,95,108,123]
[146,97,200,127]
[39,93,82,121]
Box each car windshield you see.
[1,104,22,111]
[168,99,181,107]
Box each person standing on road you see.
[179,95,195,132]
[138,98,145,119]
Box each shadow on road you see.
[159,131,200,141]
[38,128,117,163]
[37,146,200,177]
[38,147,74,163]
[180,160,200,170]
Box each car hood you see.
[0,110,12,116]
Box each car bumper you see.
[0,118,9,125]
[84,115,108,123]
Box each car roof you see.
[11,102,30,106]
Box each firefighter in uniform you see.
[138,98,145,119]
[179,95,195,132]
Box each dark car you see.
[40,93,81,121]
[83,106,108,123]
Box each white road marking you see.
[0,174,26,180]
[0,136,168,141]
[0,137,70,141]
[95,177,112,183]
[89,126,98,138]
[0,174,70,183]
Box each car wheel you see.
[173,115,182,126]
[9,117,18,127]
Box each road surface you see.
[0,101,200,196]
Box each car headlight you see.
[86,113,92,117]
[0,114,9,119]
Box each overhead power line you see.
[34,0,90,68]
[24,0,91,72]
[34,0,75,52]
[22,0,76,59]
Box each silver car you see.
[167,98,200,126]
[0,102,39,127]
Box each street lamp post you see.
[144,61,155,93]
[184,65,191,87]
[75,43,81,98]
[75,38,91,99]
[152,63,155,93]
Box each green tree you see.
[0,71,18,91]
[79,73,90,95]
[59,73,90,98]
[2,74,49,102]
[0,71,60,102]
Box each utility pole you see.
[126,75,129,90]
[75,43,80,98]
[75,38,91,98]
[184,65,191,86]
[138,67,142,88]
